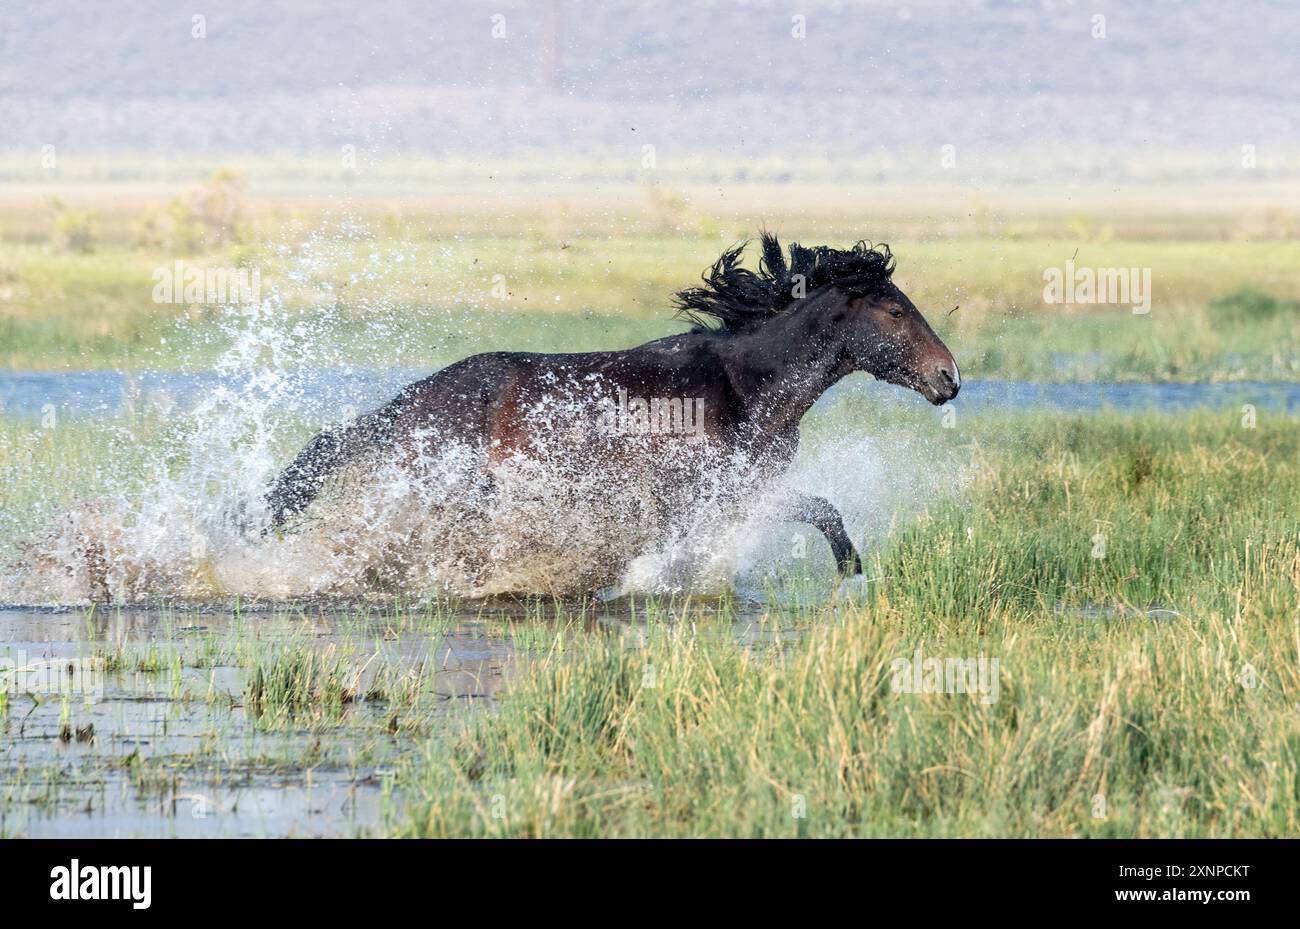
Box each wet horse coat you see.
[266,234,960,585]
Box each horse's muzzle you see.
[921,359,961,405]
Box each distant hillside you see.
[1,0,1297,180]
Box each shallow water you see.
[4,369,1300,421]
[0,605,515,837]
[0,600,780,837]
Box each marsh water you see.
[0,605,511,837]
[4,369,1299,420]
[0,600,787,838]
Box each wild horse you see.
[266,234,960,586]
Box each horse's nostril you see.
[933,363,960,398]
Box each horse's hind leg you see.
[780,493,862,576]
[450,466,500,589]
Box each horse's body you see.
[266,235,959,587]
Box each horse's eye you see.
[889,309,905,319]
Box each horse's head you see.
[674,233,960,406]
[841,282,960,405]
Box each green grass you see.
[388,410,1300,837]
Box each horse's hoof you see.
[833,574,872,603]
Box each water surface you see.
[0,605,513,837]
[0,600,778,837]
[3,369,1298,421]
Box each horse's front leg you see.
[780,493,862,576]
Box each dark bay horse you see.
[266,234,960,585]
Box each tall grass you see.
[392,411,1300,837]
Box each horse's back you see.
[394,335,719,413]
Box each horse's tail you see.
[265,410,392,530]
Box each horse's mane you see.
[673,232,897,333]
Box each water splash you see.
[2,226,969,606]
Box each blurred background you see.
[0,0,1297,379]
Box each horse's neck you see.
[720,297,852,436]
